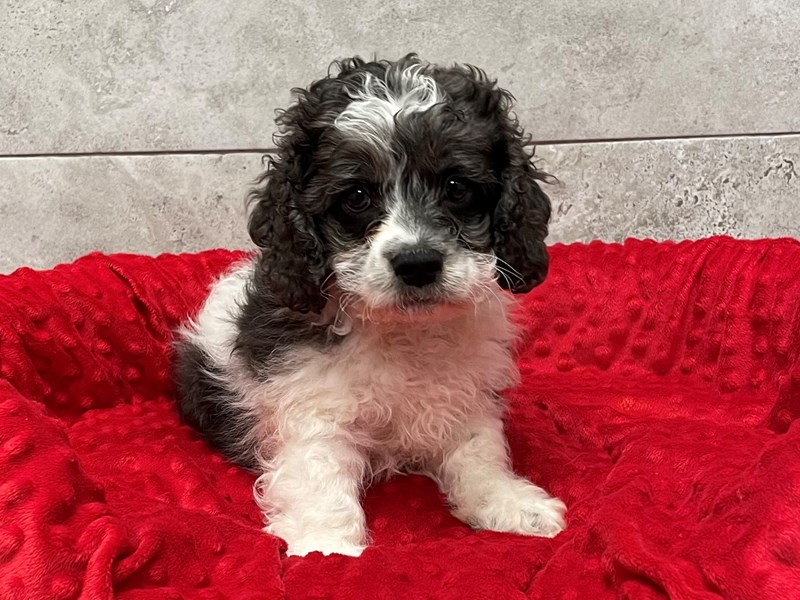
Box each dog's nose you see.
[390,249,444,288]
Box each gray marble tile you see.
[2,0,799,154]
[537,134,800,243]
[2,135,798,273]
[0,153,258,273]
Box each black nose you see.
[390,249,444,288]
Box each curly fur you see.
[176,53,565,557]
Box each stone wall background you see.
[2,0,798,272]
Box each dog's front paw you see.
[453,479,567,538]
[285,537,366,557]
[266,523,367,557]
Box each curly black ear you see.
[247,160,327,314]
[492,135,553,294]
[246,88,330,314]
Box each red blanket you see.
[1,237,799,599]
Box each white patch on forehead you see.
[334,63,444,148]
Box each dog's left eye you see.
[445,177,469,202]
[342,186,372,213]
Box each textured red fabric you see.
[1,237,799,599]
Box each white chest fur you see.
[267,297,520,475]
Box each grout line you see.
[0,148,278,159]
[0,130,799,160]
[530,130,800,146]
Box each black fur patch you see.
[234,263,336,375]
[174,338,258,469]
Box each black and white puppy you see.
[176,54,566,557]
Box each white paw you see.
[454,479,567,538]
[285,537,366,557]
[266,524,367,557]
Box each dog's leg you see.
[434,415,566,537]
[256,431,368,557]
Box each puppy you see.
[175,54,566,557]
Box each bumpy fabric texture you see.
[1,237,799,599]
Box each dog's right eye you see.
[342,186,372,214]
[445,177,468,201]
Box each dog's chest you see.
[338,308,518,455]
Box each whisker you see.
[495,265,516,289]
[493,256,525,282]
[466,249,525,288]
[319,271,338,297]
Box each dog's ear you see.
[247,160,327,314]
[247,73,339,314]
[492,132,552,294]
